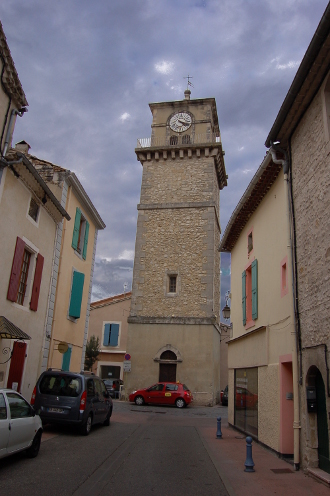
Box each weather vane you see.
[184,75,194,90]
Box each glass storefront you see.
[234,367,258,437]
[100,365,121,380]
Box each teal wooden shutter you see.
[72,208,81,250]
[69,271,85,318]
[109,324,119,346]
[103,323,110,346]
[242,270,246,325]
[62,346,72,371]
[252,259,258,320]
[82,220,89,260]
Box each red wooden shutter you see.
[30,253,44,311]
[7,237,25,302]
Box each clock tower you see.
[126,90,227,405]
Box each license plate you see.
[48,407,64,413]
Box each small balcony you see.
[136,133,221,149]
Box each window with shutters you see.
[72,207,89,260]
[68,270,85,320]
[7,237,44,311]
[242,259,258,327]
[103,322,120,347]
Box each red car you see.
[129,382,193,408]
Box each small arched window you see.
[170,136,178,145]
[160,350,177,361]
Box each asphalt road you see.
[0,402,229,496]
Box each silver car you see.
[0,388,43,459]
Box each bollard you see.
[244,436,255,472]
[216,416,222,439]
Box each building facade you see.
[220,153,297,459]
[126,90,227,405]
[89,292,131,380]
[265,3,330,474]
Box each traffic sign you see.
[124,353,131,361]
[123,360,131,372]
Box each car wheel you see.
[134,396,144,406]
[103,408,112,426]
[81,413,93,436]
[26,430,42,458]
[175,398,186,409]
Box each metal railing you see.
[137,133,221,148]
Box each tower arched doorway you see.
[159,350,177,382]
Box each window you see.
[103,323,120,347]
[170,136,178,145]
[247,231,253,254]
[68,270,85,319]
[72,208,90,260]
[7,237,44,311]
[7,393,33,418]
[0,393,7,420]
[242,259,258,325]
[165,384,178,391]
[28,198,39,222]
[169,276,177,293]
[182,135,191,145]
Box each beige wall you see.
[228,170,294,452]
[0,168,57,399]
[48,185,97,372]
[88,296,131,378]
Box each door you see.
[0,393,10,458]
[163,383,180,405]
[6,392,36,454]
[146,384,165,404]
[159,363,176,382]
[316,370,330,473]
[7,341,27,392]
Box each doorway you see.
[159,363,177,382]
[7,341,27,392]
[316,369,330,473]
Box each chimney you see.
[15,140,31,154]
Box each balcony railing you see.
[136,133,221,148]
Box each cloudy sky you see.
[1,0,328,314]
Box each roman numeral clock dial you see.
[169,112,192,132]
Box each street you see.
[0,402,229,496]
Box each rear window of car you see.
[183,384,190,391]
[39,374,82,397]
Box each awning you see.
[0,316,31,340]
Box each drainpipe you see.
[2,107,27,157]
[269,144,300,471]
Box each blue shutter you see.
[72,208,81,250]
[109,324,119,346]
[69,271,85,318]
[103,323,110,346]
[82,220,89,260]
[242,270,246,325]
[252,259,258,320]
[62,347,72,371]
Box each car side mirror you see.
[30,406,36,417]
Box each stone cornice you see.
[127,316,216,325]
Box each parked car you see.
[0,388,43,459]
[129,382,193,408]
[103,379,124,398]
[31,370,113,435]
[222,385,228,406]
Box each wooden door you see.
[7,342,27,392]
[159,363,176,382]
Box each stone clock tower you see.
[126,90,227,405]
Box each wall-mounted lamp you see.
[222,291,231,320]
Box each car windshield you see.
[39,374,81,397]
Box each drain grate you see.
[271,468,293,474]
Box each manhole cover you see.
[270,468,293,474]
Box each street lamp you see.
[222,291,231,320]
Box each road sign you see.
[124,353,131,361]
[123,360,131,372]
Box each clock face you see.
[169,112,192,133]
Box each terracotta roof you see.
[91,292,132,309]
[0,21,28,108]
[219,153,282,252]
[266,3,330,147]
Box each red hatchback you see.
[129,382,193,408]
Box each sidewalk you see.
[200,421,330,496]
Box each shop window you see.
[234,368,258,437]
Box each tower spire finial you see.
[183,75,193,100]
